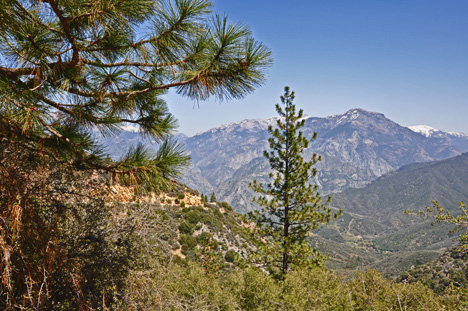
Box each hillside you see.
[112,182,256,270]
[314,153,468,275]
[401,246,468,294]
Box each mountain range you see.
[99,108,468,214]
[182,108,468,213]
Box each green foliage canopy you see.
[0,0,272,190]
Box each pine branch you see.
[0,0,272,191]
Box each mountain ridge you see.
[180,108,468,213]
[98,108,468,214]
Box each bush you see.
[225,250,238,263]
[201,213,214,225]
[213,209,223,218]
[180,234,198,255]
[221,201,233,211]
[0,144,137,310]
[179,221,194,235]
[186,210,202,224]
[223,267,280,310]
[197,232,212,245]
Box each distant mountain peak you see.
[329,108,385,124]
[336,109,363,124]
[192,115,316,137]
[407,125,468,138]
[194,117,275,136]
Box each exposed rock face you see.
[180,109,468,213]
[99,108,468,214]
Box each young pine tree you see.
[249,87,340,278]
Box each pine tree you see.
[249,87,340,278]
[0,0,272,190]
[210,192,217,202]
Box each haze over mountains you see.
[100,108,468,214]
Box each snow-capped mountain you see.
[408,125,468,138]
[98,108,468,213]
[179,108,468,213]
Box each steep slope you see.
[315,153,468,275]
[110,182,256,270]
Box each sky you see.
[167,0,468,136]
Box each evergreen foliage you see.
[0,0,272,190]
[210,192,217,202]
[122,264,457,310]
[249,87,341,277]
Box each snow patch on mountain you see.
[331,108,384,125]
[407,125,468,138]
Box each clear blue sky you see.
[167,0,468,136]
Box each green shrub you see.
[180,234,198,253]
[200,213,214,225]
[224,250,238,263]
[223,267,280,310]
[212,239,219,250]
[196,232,212,245]
[179,221,194,235]
[213,209,223,218]
[186,210,202,224]
[221,201,233,211]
